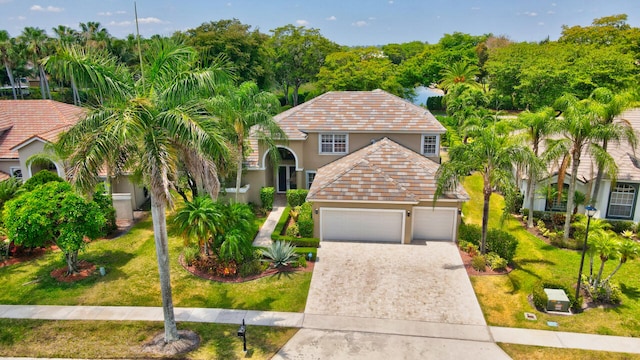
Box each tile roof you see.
[273,89,445,140]
[0,100,85,159]
[307,137,468,203]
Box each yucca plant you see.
[262,241,299,268]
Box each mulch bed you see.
[459,249,514,276]
[50,260,97,283]
[179,254,314,283]
[0,246,52,268]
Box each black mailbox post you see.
[237,319,247,352]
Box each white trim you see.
[11,137,47,152]
[277,165,297,193]
[261,145,300,170]
[319,133,349,155]
[319,207,405,243]
[421,134,440,157]
[411,207,458,241]
[9,166,22,180]
[310,199,418,205]
[305,170,316,189]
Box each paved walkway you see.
[2,304,640,357]
[252,195,286,247]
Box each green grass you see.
[499,344,640,360]
[0,318,296,359]
[463,174,640,336]
[0,214,312,312]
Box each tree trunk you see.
[594,258,607,288]
[526,174,536,228]
[41,66,51,99]
[4,62,17,100]
[235,142,243,203]
[563,150,580,240]
[38,67,46,99]
[150,195,179,343]
[591,138,608,207]
[292,80,301,106]
[603,261,623,284]
[65,250,79,275]
[481,175,491,254]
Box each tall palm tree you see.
[552,94,629,240]
[52,25,79,45]
[19,27,51,99]
[587,88,637,205]
[436,117,530,253]
[206,81,285,201]
[439,61,480,93]
[0,30,17,99]
[56,38,232,343]
[517,107,557,228]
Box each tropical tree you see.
[603,238,639,283]
[439,61,480,93]
[587,88,637,205]
[551,94,631,240]
[436,117,529,253]
[19,27,52,99]
[55,38,232,343]
[516,107,557,228]
[207,81,284,201]
[173,196,221,255]
[216,202,257,262]
[0,30,18,99]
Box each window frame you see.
[421,134,440,157]
[9,166,22,180]
[319,133,348,155]
[306,170,316,190]
[606,182,638,220]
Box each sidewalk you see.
[252,195,287,247]
[1,304,640,355]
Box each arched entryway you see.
[263,146,300,193]
[28,160,62,179]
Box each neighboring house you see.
[518,108,640,222]
[0,100,148,220]
[242,89,468,243]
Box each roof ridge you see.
[274,91,333,123]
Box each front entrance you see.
[277,165,297,193]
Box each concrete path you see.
[252,195,287,247]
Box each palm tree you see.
[439,61,480,93]
[516,107,558,228]
[207,81,285,201]
[603,238,639,283]
[19,27,52,99]
[52,25,79,45]
[587,88,637,205]
[436,117,530,253]
[56,38,232,343]
[173,196,221,256]
[589,231,619,288]
[552,94,630,240]
[0,30,18,99]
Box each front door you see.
[277,165,297,193]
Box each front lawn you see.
[0,214,312,312]
[463,173,640,336]
[0,318,296,359]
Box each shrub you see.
[587,281,622,304]
[262,241,299,268]
[183,246,201,266]
[22,170,64,192]
[471,254,486,271]
[534,281,581,312]
[291,255,307,268]
[458,223,481,245]
[486,228,518,263]
[238,258,266,277]
[288,238,320,247]
[605,220,635,235]
[459,241,479,257]
[531,283,549,311]
[294,247,317,261]
[260,187,275,211]
[485,252,508,271]
[286,223,300,237]
[427,96,444,111]
[92,185,117,235]
[297,202,314,237]
[286,189,308,207]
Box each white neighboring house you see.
[0,99,149,220]
[518,108,640,222]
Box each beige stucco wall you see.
[17,140,64,179]
[310,200,463,244]
[111,175,148,210]
[0,159,20,178]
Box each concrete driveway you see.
[304,241,486,325]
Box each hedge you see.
[458,223,518,263]
[286,189,308,207]
[271,205,320,247]
[294,247,317,261]
[260,187,275,210]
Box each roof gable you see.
[0,100,85,159]
[308,137,467,203]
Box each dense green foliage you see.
[261,240,299,268]
[21,171,64,192]
[260,186,275,210]
[286,189,308,207]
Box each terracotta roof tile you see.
[308,137,468,203]
[0,100,85,159]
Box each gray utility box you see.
[544,288,570,312]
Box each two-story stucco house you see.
[241,89,468,244]
[0,100,149,220]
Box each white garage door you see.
[412,207,457,241]
[321,208,404,243]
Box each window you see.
[422,134,439,156]
[320,133,348,154]
[544,183,569,212]
[306,171,316,189]
[9,167,22,180]
[607,183,637,219]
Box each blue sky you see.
[2,0,639,46]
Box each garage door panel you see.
[413,207,456,241]
[321,208,403,243]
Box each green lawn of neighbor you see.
[0,212,312,312]
[463,173,640,336]
[499,343,640,360]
